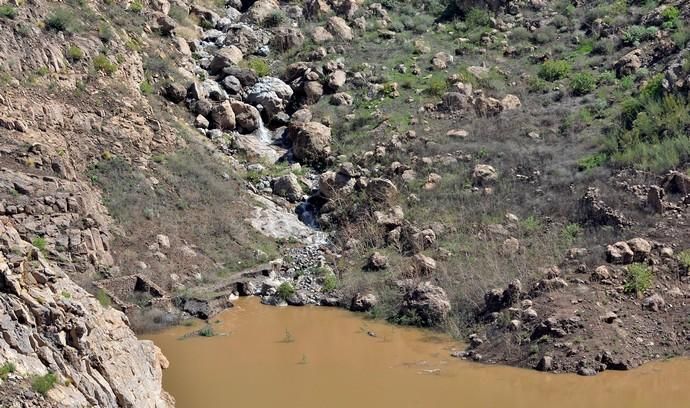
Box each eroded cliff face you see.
[0,221,173,407]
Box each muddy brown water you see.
[145,297,689,408]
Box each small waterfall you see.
[254,116,272,144]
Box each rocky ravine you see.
[0,221,172,407]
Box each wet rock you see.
[247,77,294,120]
[272,173,303,202]
[351,293,378,312]
[577,366,597,376]
[537,355,553,371]
[211,101,236,130]
[230,100,261,133]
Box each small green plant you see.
[538,60,571,81]
[198,325,215,337]
[0,5,17,19]
[661,6,680,29]
[96,289,111,307]
[139,79,154,95]
[521,215,541,234]
[426,75,448,96]
[45,9,78,32]
[32,372,58,395]
[621,25,657,46]
[277,282,295,300]
[262,10,286,27]
[32,237,47,254]
[0,362,16,380]
[465,7,491,29]
[129,0,143,13]
[560,223,582,244]
[577,152,607,171]
[679,249,690,269]
[61,291,71,299]
[93,54,118,75]
[67,45,84,61]
[281,328,295,343]
[570,72,596,96]
[624,263,653,295]
[98,23,114,43]
[322,273,337,292]
[247,58,270,77]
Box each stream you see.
[145,297,689,408]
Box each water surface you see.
[145,298,689,408]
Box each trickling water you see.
[254,116,272,144]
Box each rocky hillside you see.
[1,0,690,403]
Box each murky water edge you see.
[144,297,689,408]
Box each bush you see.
[96,289,111,307]
[426,75,448,96]
[592,38,614,55]
[139,80,154,94]
[560,223,581,244]
[262,10,286,28]
[465,7,491,29]
[577,152,607,171]
[624,263,653,295]
[0,5,17,19]
[322,274,337,292]
[130,0,143,13]
[679,249,690,269]
[538,60,571,81]
[93,54,117,75]
[32,237,47,254]
[247,58,270,77]
[621,25,657,46]
[661,6,680,29]
[570,72,596,96]
[198,325,215,337]
[45,8,78,32]
[32,372,58,395]
[277,282,295,300]
[98,23,114,43]
[0,362,16,380]
[67,45,84,61]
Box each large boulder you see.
[272,173,303,202]
[208,46,244,74]
[210,101,236,130]
[247,77,294,120]
[289,122,332,164]
[326,16,353,40]
[366,178,398,202]
[398,281,451,327]
[472,164,498,186]
[351,293,378,312]
[162,82,187,104]
[272,26,305,52]
[230,100,262,133]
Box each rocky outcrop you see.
[0,222,172,407]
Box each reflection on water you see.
[145,297,689,408]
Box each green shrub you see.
[426,75,448,96]
[67,45,84,61]
[570,72,596,96]
[277,282,295,300]
[538,60,571,81]
[32,372,58,395]
[679,249,690,269]
[661,6,680,29]
[247,58,270,77]
[560,223,581,244]
[592,38,614,55]
[624,263,653,295]
[198,325,215,337]
[129,0,143,13]
[45,9,78,32]
[96,289,111,307]
[139,80,154,94]
[577,152,607,170]
[0,362,16,380]
[622,25,657,45]
[98,23,114,43]
[168,5,188,22]
[0,5,17,19]
[262,10,286,28]
[465,7,491,29]
[322,274,337,292]
[32,237,47,254]
[93,54,117,75]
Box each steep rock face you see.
[0,221,173,408]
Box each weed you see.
[93,54,118,75]
[0,5,17,19]
[139,79,154,95]
[570,72,596,96]
[0,362,16,380]
[67,45,84,61]
[96,289,111,307]
[621,25,657,46]
[246,58,270,77]
[130,0,143,13]
[277,282,295,300]
[32,237,47,254]
[32,372,58,395]
[577,153,607,171]
[560,223,582,244]
[198,325,215,337]
[262,10,286,28]
[281,329,295,343]
[322,273,337,292]
[679,250,690,269]
[45,9,79,32]
[624,263,653,295]
[538,60,571,81]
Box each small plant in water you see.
[198,325,215,337]
[281,329,295,343]
[298,354,308,365]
